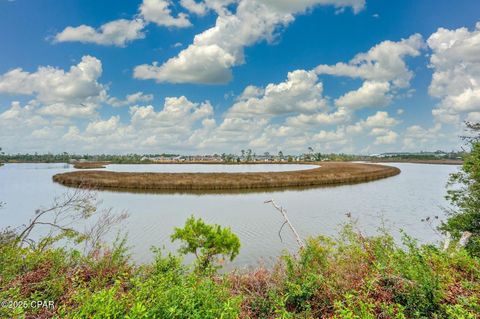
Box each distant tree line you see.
[0,147,465,164]
[0,152,179,164]
[370,153,464,160]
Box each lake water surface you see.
[0,163,459,268]
[103,163,319,173]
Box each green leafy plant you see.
[171,216,240,271]
[442,122,480,256]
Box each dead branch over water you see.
[52,162,400,192]
[6,188,128,254]
[264,200,304,249]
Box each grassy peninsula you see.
[72,162,109,169]
[52,162,400,192]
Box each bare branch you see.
[9,187,127,253]
[278,221,288,243]
[460,121,480,143]
[459,231,472,248]
[264,199,304,248]
[33,222,76,233]
[16,188,96,245]
[82,209,129,255]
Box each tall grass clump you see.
[52,162,401,192]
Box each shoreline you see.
[1,159,463,166]
[73,162,109,169]
[52,162,400,192]
[369,159,462,165]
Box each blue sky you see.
[1,0,479,154]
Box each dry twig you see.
[264,199,304,248]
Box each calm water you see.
[103,163,319,173]
[0,163,459,268]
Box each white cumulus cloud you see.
[134,0,365,84]
[140,0,192,27]
[226,70,327,117]
[261,0,365,14]
[335,81,392,109]
[315,34,425,88]
[53,19,146,47]
[53,0,192,47]
[107,92,154,107]
[179,0,209,16]
[428,22,480,124]
[0,56,106,118]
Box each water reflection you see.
[102,163,319,173]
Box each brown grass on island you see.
[53,162,400,192]
[72,162,110,169]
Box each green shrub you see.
[171,216,240,271]
[281,237,332,314]
[442,123,480,257]
[333,293,406,319]
[129,252,241,319]
[1,215,479,318]
[60,282,130,319]
[443,296,480,319]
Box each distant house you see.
[173,156,186,162]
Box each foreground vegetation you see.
[52,162,400,192]
[440,122,480,257]
[1,214,479,319]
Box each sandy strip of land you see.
[52,162,400,192]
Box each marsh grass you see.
[53,162,400,192]
[73,162,109,169]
